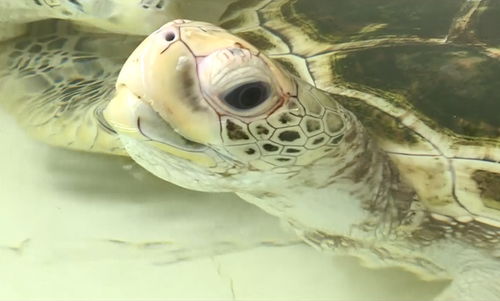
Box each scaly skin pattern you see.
[102,20,499,300]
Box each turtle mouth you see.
[136,104,207,152]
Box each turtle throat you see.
[239,113,416,241]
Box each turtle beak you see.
[105,86,207,151]
[104,87,142,135]
[104,86,218,167]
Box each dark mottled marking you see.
[274,58,301,78]
[68,0,83,10]
[263,143,279,152]
[220,16,245,30]
[245,148,256,155]
[253,191,280,199]
[33,0,43,5]
[288,0,463,43]
[236,31,275,51]
[351,150,374,182]
[156,0,165,9]
[313,136,325,145]
[226,119,250,140]
[276,157,291,162]
[279,113,293,124]
[178,59,205,112]
[472,170,500,209]
[335,45,500,138]
[411,215,500,248]
[278,130,301,142]
[337,95,419,145]
[331,135,344,145]
[306,119,321,133]
[285,148,301,153]
[256,125,269,136]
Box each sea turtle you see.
[0,0,234,41]
[1,0,500,300]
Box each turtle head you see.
[104,20,351,193]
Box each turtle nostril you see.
[165,30,176,42]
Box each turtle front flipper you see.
[0,20,142,155]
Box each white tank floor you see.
[0,109,447,300]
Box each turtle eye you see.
[222,81,270,110]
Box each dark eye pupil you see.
[223,81,270,110]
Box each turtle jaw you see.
[104,86,217,168]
